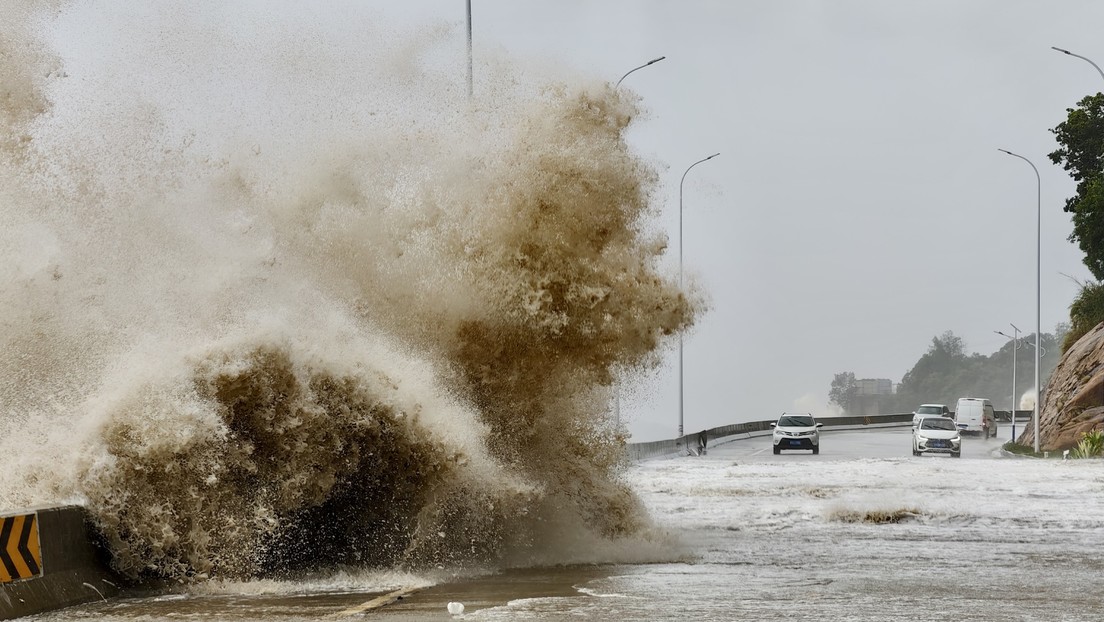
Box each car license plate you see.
[789,440,802,446]
[930,440,945,448]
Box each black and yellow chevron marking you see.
[0,513,42,583]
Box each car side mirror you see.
[815,423,823,428]
[769,423,776,428]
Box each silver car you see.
[912,403,950,426]
[912,416,962,457]
[771,413,822,455]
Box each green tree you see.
[829,371,858,413]
[1049,93,1104,280]
[895,331,973,407]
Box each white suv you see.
[912,403,950,426]
[771,413,822,454]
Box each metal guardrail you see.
[624,413,915,462]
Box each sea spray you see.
[76,327,536,578]
[0,2,702,580]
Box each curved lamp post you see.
[998,148,1042,453]
[1051,46,1104,84]
[616,56,666,88]
[995,324,1022,441]
[678,152,720,438]
[611,55,666,431]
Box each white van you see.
[954,397,997,438]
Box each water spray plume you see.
[0,3,701,580]
[1020,390,1037,412]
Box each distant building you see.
[856,378,893,396]
[853,378,895,415]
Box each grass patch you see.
[1002,441,1063,458]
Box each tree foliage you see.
[836,330,1064,414]
[828,371,857,411]
[1064,280,1104,352]
[895,331,979,407]
[1049,93,1104,280]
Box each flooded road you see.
[36,427,1104,621]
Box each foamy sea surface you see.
[467,430,1104,621]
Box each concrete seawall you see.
[0,506,122,620]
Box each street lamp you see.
[998,148,1042,453]
[616,56,666,88]
[466,0,473,99]
[678,152,720,438]
[611,55,665,432]
[1051,46,1104,84]
[995,324,1022,441]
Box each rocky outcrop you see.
[1023,322,1104,451]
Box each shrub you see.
[1063,281,1104,353]
[1071,429,1104,459]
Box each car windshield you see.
[920,418,956,431]
[917,406,942,414]
[779,415,814,427]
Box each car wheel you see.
[951,452,961,458]
[812,446,819,455]
[773,445,780,455]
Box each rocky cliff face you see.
[1022,322,1104,451]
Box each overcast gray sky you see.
[41,1,1103,443]
[384,0,1102,441]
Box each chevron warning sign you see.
[0,513,42,583]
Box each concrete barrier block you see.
[0,506,123,620]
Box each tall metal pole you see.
[612,55,665,431]
[616,56,666,88]
[678,152,720,438]
[998,148,1042,453]
[466,0,473,99]
[1011,323,1019,441]
[1051,46,1104,84]
[997,325,1021,441]
[610,56,666,431]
